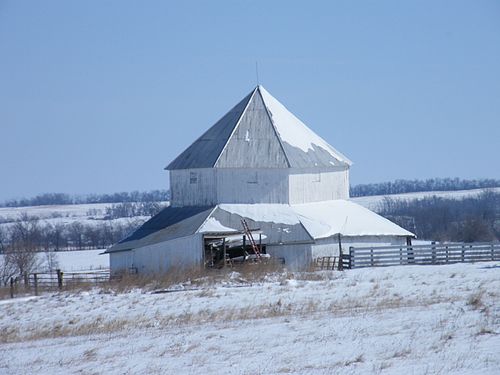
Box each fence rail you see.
[315,256,337,270]
[344,242,500,269]
[6,268,111,298]
[29,269,110,289]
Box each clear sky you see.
[1,1,499,201]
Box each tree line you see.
[1,190,170,208]
[2,179,499,207]
[0,214,143,253]
[0,214,145,285]
[350,178,500,197]
[379,191,500,242]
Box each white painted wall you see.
[216,168,289,204]
[170,168,290,206]
[170,169,217,207]
[110,234,204,274]
[267,243,312,271]
[110,251,134,273]
[171,166,349,207]
[289,167,350,204]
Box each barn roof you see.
[166,86,352,170]
[106,206,214,252]
[105,200,413,253]
[293,200,415,239]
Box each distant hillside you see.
[376,190,500,242]
[3,178,499,208]
[0,190,170,208]
[350,178,500,197]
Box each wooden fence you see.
[315,256,337,270]
[7,269,110,298]
[343,242,500,269]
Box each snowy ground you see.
[55,249,109,271]
[1,262,499,374]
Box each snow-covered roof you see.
[166,86,352,170]
[292,200,415,239]
[106,200,413,253]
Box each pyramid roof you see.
[166,86,352,170]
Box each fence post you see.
[348,247,353,269]
[34,274,38,296]
[461,245,465,262]
[56,269,63,290]
[10,277,14,298]
[431,242,436,264]
[407,237,414,264]
[370,247,374,267]
[399,247,403,265]
[445,246,449,264]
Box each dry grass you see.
[466,290,484,310]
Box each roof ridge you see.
[212,86,258,168]
[256,86,292,168]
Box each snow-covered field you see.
[55,249,109,271]
[351,187,500,212]
[1,262,499,374]
[1,188,496,223]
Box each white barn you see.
[106,86,414,273]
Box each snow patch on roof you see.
[258,86,352,166]
[217,204,300,225]
[293,200,414,239]
[198,217,238,233]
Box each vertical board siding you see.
[289,167,349,204]
[267,244,312,271]
[216,168,289,204]
[132,234,203,274]
[216,90,289,168]
[170,169,217,207]
[110,251,133,272]
[171,167,349,206]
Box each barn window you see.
[247,172,258,184]
[190,172,198,184]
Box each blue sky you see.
[1,1,499,201]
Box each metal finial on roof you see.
[255,61,259,86]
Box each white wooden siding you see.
[130,234,203,274]
[171,166,351,206]
[170,169,217,207]
[289,167,349,204]
[109,251,133,272]
[267,243,312,271]
[216,168,289,204]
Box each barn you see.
[106,86,414,273]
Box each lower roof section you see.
[107,206,214,253]
[105,200,414,253]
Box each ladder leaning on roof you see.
[241,219,262,260]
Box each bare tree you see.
[68,222,84,250]
[0,225,6,254]
[8,213,42,276]
[0,253,17,286]
[43,249,59,272]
